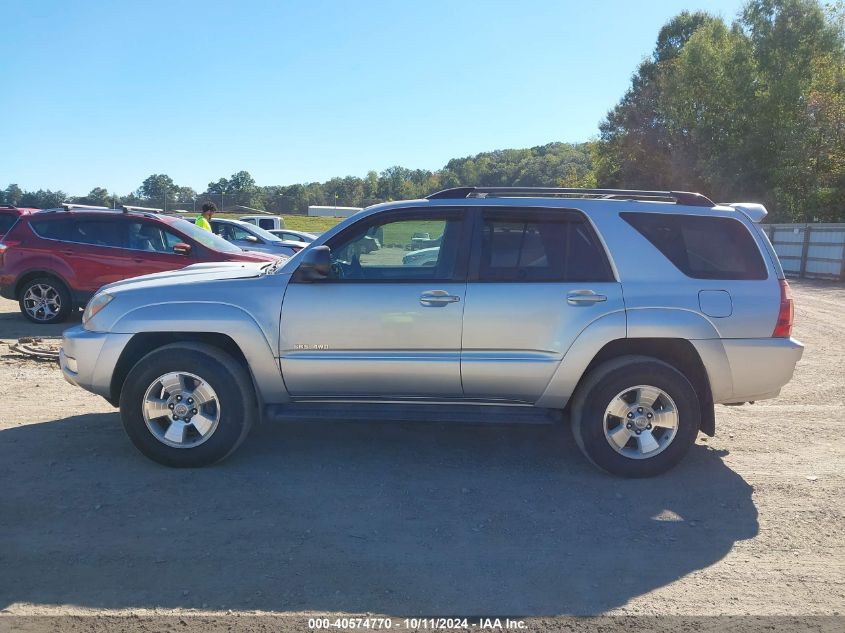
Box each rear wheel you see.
[119,343,257,467]
[571,356,700,478]
[18,276,72,324]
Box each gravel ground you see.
[0,280,843,625]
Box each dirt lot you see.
[0,280,843,623]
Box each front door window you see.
[326,215,461,281]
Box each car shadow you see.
[0,413,757,615]
[0,306,82,340]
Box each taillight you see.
[0,240,20,264]
[772,279,794,337]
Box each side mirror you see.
[295,245,331,282]
[173,242,192,255]
[244,235,260,243]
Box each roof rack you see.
[121,205,163,213]
[50,204,162,217]
[60,203,113,211]
[426,186,715,207]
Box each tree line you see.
[2,0,842,223]
[0,142,593,216]
[595,0,845,222]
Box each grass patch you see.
[209,215,444,245]
[214,214,344,234]
[380,220,445,247]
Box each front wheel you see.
[119,343,257,467]
[570,356,700,478]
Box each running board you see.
[264,403,562,425]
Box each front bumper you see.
[61,325,133,402]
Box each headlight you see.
[82,293,114,324]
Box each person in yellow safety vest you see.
[195,202,216,231]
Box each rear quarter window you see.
[29,218,75,240]
[0,214,17,234]
[621,212,767,280]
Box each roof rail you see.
[426,186,715,207]
[60,203,113,211]
[121,205,163,213]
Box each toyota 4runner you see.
[60,187,804,477]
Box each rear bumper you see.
[61,325,132,402]
[0,282,15,300]
[718,337,804,403]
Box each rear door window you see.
[30,218,76,241]
[621,212,767,280]
[477,209,613,282]
[31,217,129,248]
[258,218,275,230]
[71,219,127,248]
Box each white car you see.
[402,246,440,266]
[210,218,307,257]
[269,229,318,243]
[240,215,285,231]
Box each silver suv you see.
[60,187,803,477]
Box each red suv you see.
[0,206,39,238]
[0,207,278,324]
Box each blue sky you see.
[1,0,747,195]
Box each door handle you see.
[420,290,461,307]
[567,289,607,305]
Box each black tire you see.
[18,276,73,324]
[570,355,700,478]
[119,342,257,467]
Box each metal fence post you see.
[840,239,845,281]
[799,224,812,278]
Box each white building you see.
[308,205,362,218]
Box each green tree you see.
[4,184,23,206]
[76,187,112,207]
[172,186,197,208]
[19,189,67,208]
[594,11,718,189]
[363,170,379,203]
[594,0,845,221]
[139,174,176,207]
[207,178,228,194]
[225,170,261,209]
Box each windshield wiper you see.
[262,258,285,275]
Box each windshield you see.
[170,218,243,253]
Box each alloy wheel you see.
[22,283,62,322]
[142,372,221,448]
[603,384,679,459]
